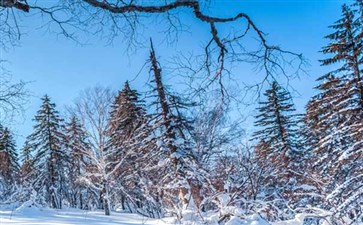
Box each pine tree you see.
[64,116,90,209]
[301,75,348,212]
[307,69,363,225]
[252,81,303,219]
[18,139,37,201]
[107,81,150,160]
[28,95,66,208]
[252,81,300,172]
[321,3,363,111]
[303,75,347,175]
[21,139,33,165]
[304,3,363,221]
[0,127,19,191]
[106,81,157,213]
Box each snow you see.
[273,214,306,225]
[2,205,361,225]
[0,206,171,225]
[0,206,306,225]
[240,214,271,225]
[225,216,245,225]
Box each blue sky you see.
[1,0,353,145]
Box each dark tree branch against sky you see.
[0,0,29,12]
[1,0,304,95]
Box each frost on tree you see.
[304,2,363,222]
[0,125,19,198]
[27,95,67,209]
[106,81,159,216]
[147,41,210,219]
[252,81,304,219]
[64,116,92,209]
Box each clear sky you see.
[1,0,353,145]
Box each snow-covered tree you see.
[306,72,363,224]
[28,95,66,208]
[251,81,304,219]
[69,86,114,215]
[17,139,37,202]
[252,81,301,174]
[64,116,91,209]
[304,3,363,221]
[321,3,363,111]
[148,42,202,216]
[0,126,19,196]
[106,81,158,215]
[210,146,289,222]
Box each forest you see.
[0,0,362,225]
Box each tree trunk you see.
[104,198,110,216]
[121,194,126,210]
[102,180,111,215]
[80,193,83,209]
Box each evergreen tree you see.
[21,139,33,165]
[64,116,90,209]
[107,81,150,160]
[18,139,37,201]
[106,81,156,213]
[303,3,363,220]
[28,95,66,208]
[321,3,363,111]
[306,70,363,224]
[252,81,304,219]
[252,81,301,172]
[303,75,347,175]
[0,127,19,190]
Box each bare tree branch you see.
[1,0,305,102]
[0,61,29,122]
[0,0,29,12]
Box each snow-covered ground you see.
[0,207,171,225]
[0,206,274,225]
[0,205,349,225]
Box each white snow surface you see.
[0,206,171,225]
[2,204,356,225]
[0,205,276,225]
